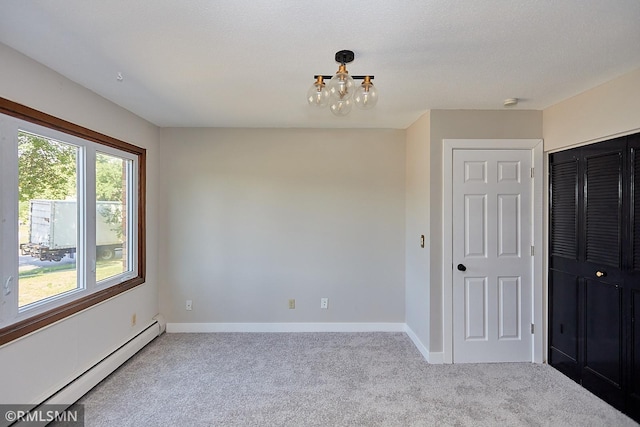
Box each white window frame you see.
[93,147,139,290]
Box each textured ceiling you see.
[1,1,640,129]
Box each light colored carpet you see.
[63,332,637,426]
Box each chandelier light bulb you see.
[353,76,378,110]
[330,98,353,116]
[328,64,355,101]
[307,76,330,107]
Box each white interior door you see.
[452,149,533,363]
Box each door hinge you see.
[531,323,535,334]
[530,246,534,256]
[530,167,534,178]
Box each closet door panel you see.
[582,276,623,409]
[548,269,579,380]
[550,159,578,261]
[581,144,625,409]
[549,153,581,381]
[584,151,622,268]
[634,143,640,270]
[629,290,640,417]
[628,140,640,418]
[583,278,622,385]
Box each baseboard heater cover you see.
[19,315,165,425]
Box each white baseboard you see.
[404,324,445,364]
[166,322,406,333]
[404,325,430,362]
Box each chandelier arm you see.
[314,75,374,80]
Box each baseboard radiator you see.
[17,314,165,425]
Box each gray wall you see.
[405,112,431,349]
[158,128,406,324]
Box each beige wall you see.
[158,128,406,324]
[428,110,543,352]
[0,43,160,404]
[405,112,431,348]
[543,68,640,152]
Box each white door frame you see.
[442,139,544,364]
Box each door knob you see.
[457,264,467,272]
[595,271,606,278]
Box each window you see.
[18,131,80,307]
[95,151,134,282]
[0,98,146,345]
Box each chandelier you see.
[307,50,378,116]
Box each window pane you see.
[18,131,79,307]
[96,152,131,282]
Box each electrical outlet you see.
[131,313,137,326]
[321,298,328,309]
[186,300,193,311]
[288,299,295,309]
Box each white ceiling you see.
[1,1,640,129]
